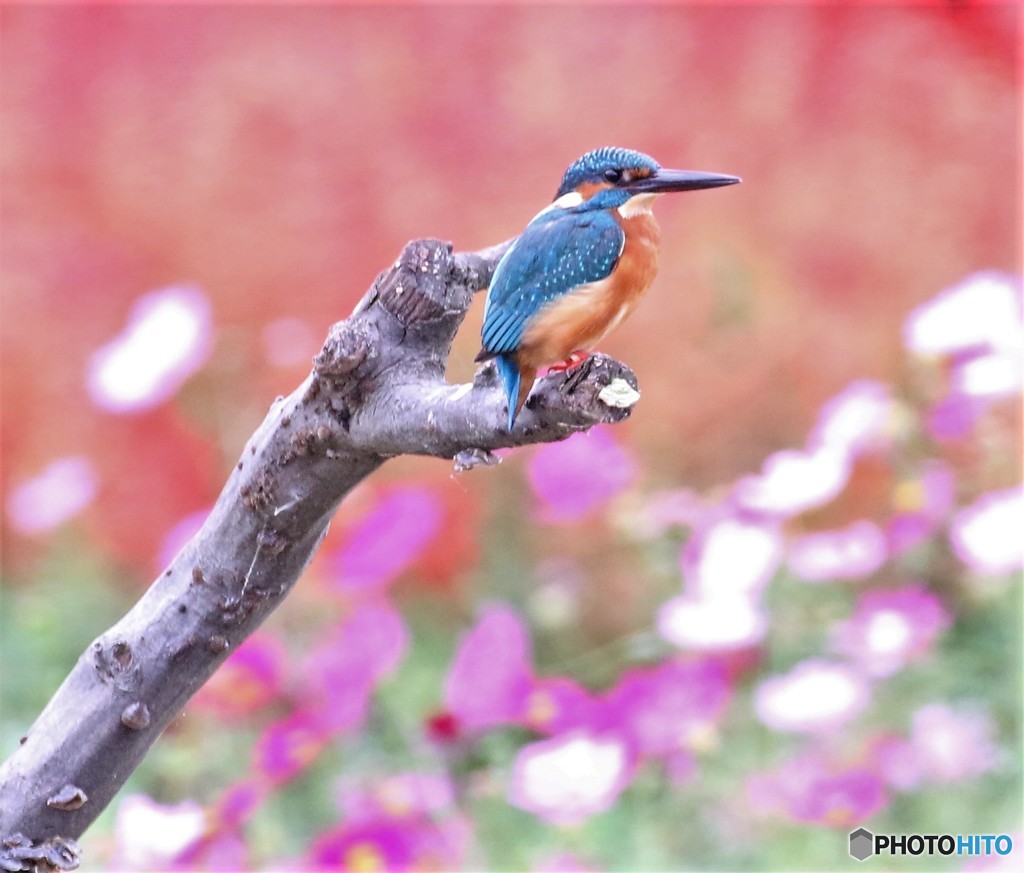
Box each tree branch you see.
[0,238,640,869]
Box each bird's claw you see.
[545,350,589,374]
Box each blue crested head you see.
[555,147,661,199]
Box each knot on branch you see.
[376,239,455,325]
[92,639,141,693]
[1,833,82,873]
[314,321,372,378]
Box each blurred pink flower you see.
[908,703,998,782]
[754,660,870,734]
[252,710,329,785]
[634,488,710,536]
[787,520,887,582]
[443,603,533,730]
[330,486,444,594]
[950,487,1024,575]
[191,633,286,719]
[833,584,950,677]
[88,284,213,413]
[599,659,732,759]
[875,703,998,790]
[304,600,408,732]
[5,455,99,535]
[747,751,887,828]
[336,772,454,823]
[527,426,637,522]
[109,794,206,871]
[886,462,956,555]
[209,779,269,830]
[925,392,986,441]
[509,729,631,826]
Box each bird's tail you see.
[495,354,522,430]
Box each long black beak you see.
[629,168,741,193]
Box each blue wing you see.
[479,208,625,357]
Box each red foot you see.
[545,350,589,374]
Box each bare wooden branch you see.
[0,238,640,868]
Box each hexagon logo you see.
[849,827,874,861]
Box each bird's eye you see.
[603,168,623,183]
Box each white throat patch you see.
[618,192,659,219]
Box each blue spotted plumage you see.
[479,207,624,429]
[480,207,625,357]
[477,147,740,429]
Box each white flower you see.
[509,730,630,825]
[754,660,869,733]
[88,284,212,412]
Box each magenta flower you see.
[509,729,632,826]
[833,584,950,677]
[527,426,637,522]
[925,392,987,441]
[309,821,415,871]
[747,750,888,828]
[599,659,732,759]
[330,487,444,594]
[191,633,286,719]
[524,677,597,735]
[308,797,467,872]
[950,487,1024,575]
[787,520,887,582]
[5,455,99,535]
[87,284,213,413]
[252,710,329,785]
[754,660,870,734]
[443,604,533,730]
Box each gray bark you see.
[0,238,639,870]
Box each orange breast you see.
[519,211,661,369]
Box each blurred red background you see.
[1,3,1019,572]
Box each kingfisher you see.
[477,146,740,429]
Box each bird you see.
[476,146,740,429]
